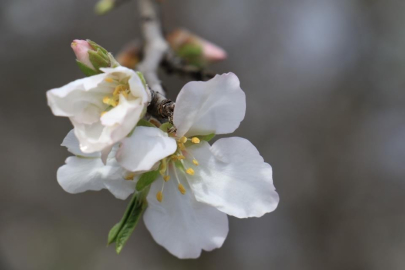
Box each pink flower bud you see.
[167,29,227,64]
[201,40,227,62]
[71,39,95,69]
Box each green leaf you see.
[76,60,99,76]
[136,170,160,192]
[88,49,110,71]
[136,119,156,128]
[115,200,147,254]
[159,122,173,133]
[107,187,150,247]
[107,223,120,245]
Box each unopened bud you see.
[71,40,95,69]
[167,28,227,67]
[71,39,119,76]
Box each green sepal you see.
[136,119,156,128]
[159,122,173,133]
[135,170,160,192]
[88,49,110,71]
[197,133,216,142]
[87,39,109,56]
[127,119,156,137]
[76,60,99,76]
[136,71,147,89]
[177,43,203,59]
[177,43,206,68]
[107,187,150,253]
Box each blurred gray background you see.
[1,0,405,269]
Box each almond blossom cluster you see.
[47,40,279,259]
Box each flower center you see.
[101,77,131,115]
[155,136,201,203]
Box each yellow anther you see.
[179,136,188,144]
[124,172,136,181]
[163,175,170,182]
[100,111,107,117]
[156,191,163,202]
[177,155,185,160]
[103,96,111,104]
[178,184,186,194]
[191,137,200,144]
[192,159,199,166]
[186,168,195,175]
[71,41,77,47]
[110,99,118,107]
[159,158,168,176]
[178,143,186,151]
[105,78,114,83]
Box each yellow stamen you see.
[124,172,136,180]
[71,41,77,47]
[186,168,195,175]
[179,136,188,144]
[105,78,114,83]
[156,191,163,202]
[110,99,118,107]
[163,175,170,182]
[191,137,200,144]
[159,158,167,176]
[178,184,186,194]
[103,96,111,104]
[192,159,199,166]
[177,155,185,160]
[178,143,186,151]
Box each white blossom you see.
[117,73,279,258]
[57,130,136,200]
[47,66,149,154]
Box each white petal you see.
[61,129,100,158]
[144,170,228,259]
[46,73,111,122]
[57,156,135,200]
[116,126,177,172]
[100,144,113,165]
[186,138,279,218]
[173,73,246,137]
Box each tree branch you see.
[137,0,176,123]
[137,0,168,96]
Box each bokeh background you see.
[1,0,405,269]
